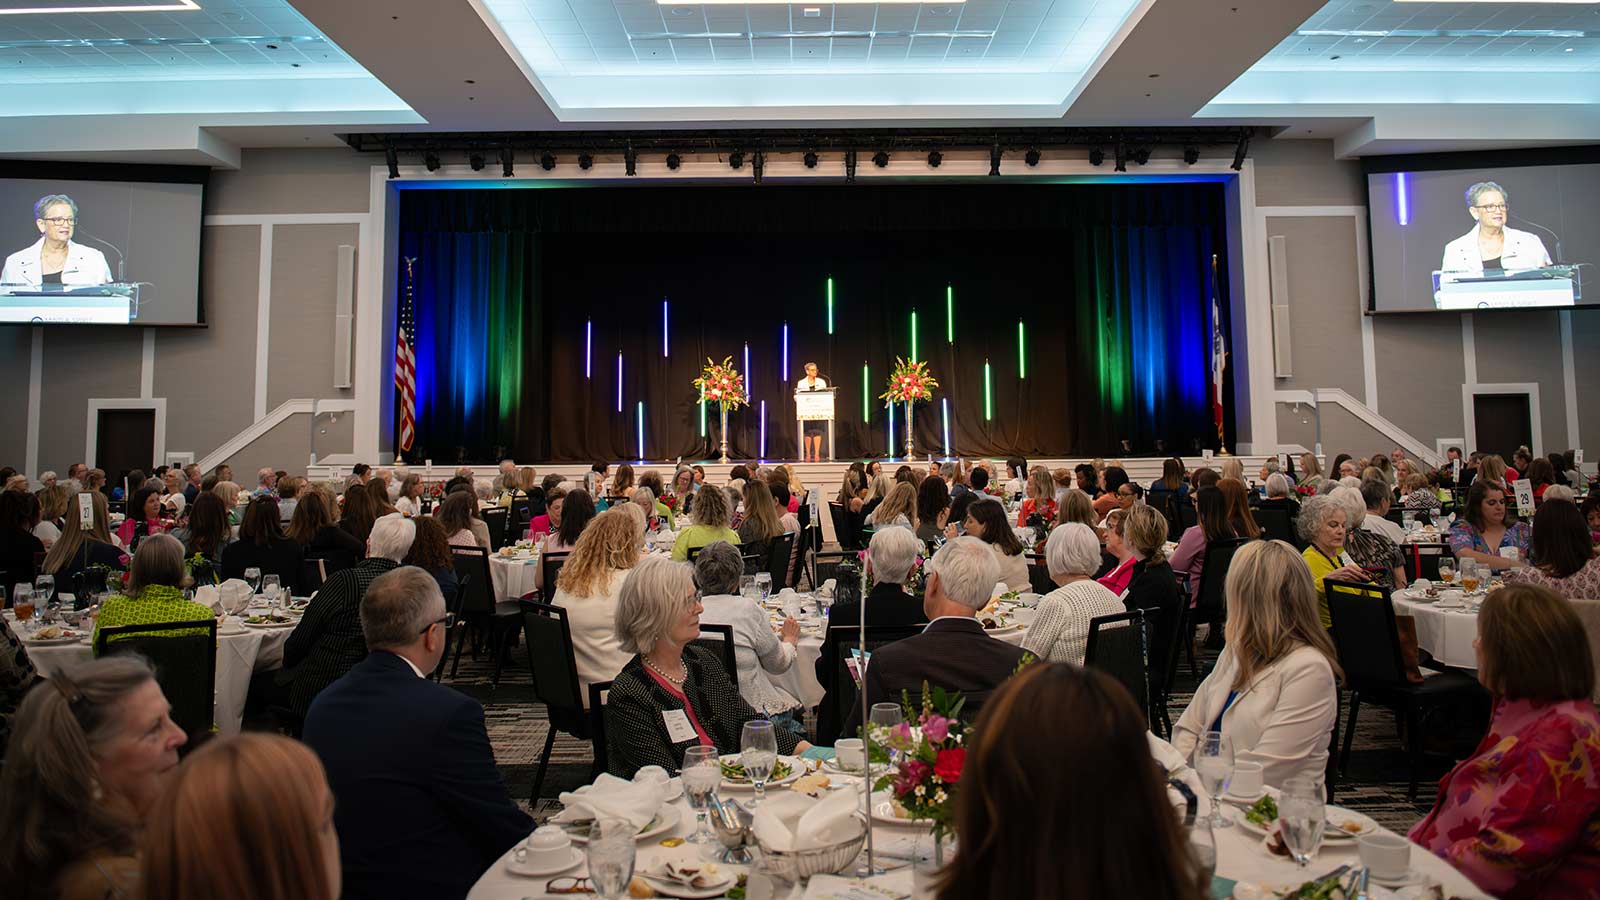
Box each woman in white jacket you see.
[1173,539,1342,791]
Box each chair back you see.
[1178,502,1198,533]
[811,551,854,591]
[1254,507,1295,546]
[1156,491,1185,542]
[1384,508,1406,526]
[828,502,860,551]
[299,557,326,593]
[1194,537,1253,625]
[519,600,590,737]
[450,546,497,616]
[541,551,571,597]
[481,507,509,550]
[430,579,467,681]
[1406,543,1446,582]
[692,623,739,686]
[589,680,613,774]
[1025,554,1053,594]
[1083,609,1150,723]
[815,624,924,744]
[94,618,218,738]
[765,532,796,588]
[1325,578,1410,690]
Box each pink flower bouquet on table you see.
[869,682,968,841]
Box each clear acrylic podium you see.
[795,387,836,461]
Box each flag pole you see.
[1211,253,1231,457]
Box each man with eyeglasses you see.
[1,194,114,287]
[1440,181,1552,280]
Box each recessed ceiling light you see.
[670,6,695,14]
[0,1,200,12]
[1566,46,1577,51]
[803,7,821,15]
[928,6,953,14]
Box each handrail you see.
[196,398,356,472]
[1274,388,1444,468]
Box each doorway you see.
[1472,393,1533,461]
[97,408,156,495]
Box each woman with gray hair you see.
[602,556,809,777]
[1299,493,1376,628]
[1,194,114,287]
[694,542,804,731]
[1021,523,1126,666]
[1328,485,1407,592]
[1440,181,1552,279]
[1257,472,1301,518]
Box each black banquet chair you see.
[449,546,522,684]
[691,623,739,687]
[95,618,218,741]
[519,600,604,799]
[1083,609,1152,727]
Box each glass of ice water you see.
[754,571,772,600]
[585,818,637,899]
[740,720,778,807]
[682,745,720,846]
[1189,817,1217,883]
[1193,731,1235,829]
[1278,777,1327,868]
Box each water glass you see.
[585,818,637,900]
[739,720,779,807]
[1193,731,1235,829]
[1189,817,1217,883]
[1278,778,1327,868]
[262,574,282,606]
[243,567,263,593]
[682,745,720,846]
[754,572,772,600]
[869,702,905,769]
[739,576,759,601]
[34,574,54,606]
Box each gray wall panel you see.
[267,223,359,409]
[1251,141,1364,207]
[0,326,33,467]
[1371,315,1466,448]
[1267,216,1366,397]
[38,327,144,470]
[1474,310,1570,454]
[1572,312,1600,454]
[206,149,373,216]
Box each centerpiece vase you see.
[718,406,730,464]
[904,400,914,459]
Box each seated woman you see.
[670,481,740,563]
[1449,481,1531,572]
[526,486,566,542]
[0,655,187,900]
[221,497,306,595]
[1091,466,1131,518]
[1022,524,1125,666]
[116,485,168,552]
[213,481,244,526]
[392,473,424,518]
[1096,504,1169,597]
[550,509,643,705]
[915,475,950,544]
[33,484,69,549]
[534,489,594,591]
[824,525,928,636]
[934,662,1211,900]
[961,497,1030,592]
[172,491,233,582]
[1257,472,1301,518]
[338,485,379,545]
[1146,457,1190,512]
[1525,457,1557,504]
[286,491,364,567]
[141,733,341,900]
[864,481,916,530]
[1476,454,1511,493]
[1506,500,1600,600]
[94,534,215,648]
[1174,540,1342,789]
[1217,478,1262,541]
[1409,583,1600,899]
[42,490,125,588]
[1054,487,1098,532]
[1168,485,1233,593]
[694,542,804,732]
[435,491,489,550]
[1016,467,1058,529]
[1298,494,1375,628]
[402,515,459,602]
[603,555,809,777]
[1327,485,1407,592]
[1297,452,1323,487]
[735,480,786,571]
[860,472,897,523]
[1401,472,1443,510]
[609,462,637,501]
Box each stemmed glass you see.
[243,567,263,594]
[13,586,36,634]
[1278,778,1327,868]
[681,745,720,846]
[262,574,282,608]
[1193,731,1235,829]
[34,573,54,605]
[584,818,637,900]
[1189,817,1217,883]
[739,720,778,807]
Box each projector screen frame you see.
[1360,144,1600,317]
[0,159,210,328]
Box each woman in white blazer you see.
[1173,540,1343,791]
[1439,181,1551,277]
[0,195,113,287]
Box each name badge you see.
[662,708,697,743]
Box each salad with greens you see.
[1244,794,1278,828]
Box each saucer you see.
[505,845,582,878]
[1368,868,1427,888]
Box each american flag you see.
[395,257,417,454]
[1210,253,1227,446]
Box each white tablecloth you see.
[1393,593,1480,670]
[489,551,541,602]
[9,612,292,736]
[467,741,1490,900]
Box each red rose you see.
[934,748,965,783]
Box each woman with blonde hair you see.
[141,733,339,900]
[212,480,242,525]
[866,480,917,530]
[1097,503,1168,595]
[736,480,787,567]
[1219,457,1244,483]
[1477,454,1510,491]
[860,471,897,520]
[671,479,740,563]
[610,462,636,500]
[552,508,646,702]
[1174,540,1342,789]
[33,483,69,548]
[42,490,124,583]
[1016,466,1058,528]
[1297,452,1323,487]
[1055,487,1099,532]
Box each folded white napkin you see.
[194,579,253,614]
[1147,732,1187,774]
[751,788,861,851]
[554,773,665,832]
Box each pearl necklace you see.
[644,653,686,686]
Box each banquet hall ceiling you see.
[0,0,1595,165]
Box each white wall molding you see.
[1235,160,1274,455]
[1463,383,1543,458]
[197,398,359,472]
[85,398,168,469]
[1461,313,1477,386]
[25,326,42,479]
[1560,310,1580,450]
[254,224,274,421]
[1273,387,1443,467]
[140,328,155,400]
[203,213,370,226]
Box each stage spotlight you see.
[1113,143,1127,173]
[385,146,399,179]
[624,146,638,177]
[989,144,1002,177]
[539,151,556,171]
[1183,146,1200,165]
[424,151,441,172]
[500,147,515,177]
[1132,147,1151,166]
[752,150,764,185]
[1024,147,1040,167]
[1231,130,1250,171]
[803,150,818,169]
[729,150,745,170]
[469,152,485,172]
[1088,147,1104,167]
[872,150,889,168]
[666,152,681,170]
[844,150,857,184]
[578,153,593,170]
[927,150,942,168]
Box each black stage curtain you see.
[398,183,1233,463]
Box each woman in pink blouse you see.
[1409,583,1600,899]
[1506,499,1600,600]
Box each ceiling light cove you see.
[474,0,1150,121]
[0,1,199,13]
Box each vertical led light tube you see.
[661,299,669,357]
[826,277,834,335]
[759,400,767,460]
[616,352,623,412]
[887,398,895,459]
[1017,319,1026,379]
[699,388,707,437]
[910,308,919,361]
[984,359,993,421]
[585,319,592,378]
[636,401,644,460]
[942,397,950,457]
[782,321,789,378]
[744,342,751,401]
[1395,172,1410,226]
[862,362,870,424]
[945,284,953,344]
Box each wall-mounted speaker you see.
[1268,235,1292,378]
[333,244,355,389]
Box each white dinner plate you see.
[24,632,87,646]
[869,795,933,827]
[637,869,735,899]
[504,846,583,878]
[557,804,681,845]
[718,754,804,790]
[242,619,296,629]
[1230,804,1374,842]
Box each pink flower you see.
[922,714,950,743]
[894,760,930,797]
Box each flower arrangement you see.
[879,358,939,406]
[1293,484,1317,497]
[869,682,967,841]
[693,357,748,412]
[185,552,220,586]
[661,493,680,513]
[426,480,448,499]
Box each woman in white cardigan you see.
[1173,539,1342,790]
[692,541,806,731]
[1021,523,1126,666]
[549,508,644,706]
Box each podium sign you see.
[0,283,140,324]
[1432,266,1580,311]
[795,388,837,461]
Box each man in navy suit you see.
[304,566,531,900]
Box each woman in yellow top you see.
[93,534,215,650]
[1297,494,1372,628]
[670,480,740,562]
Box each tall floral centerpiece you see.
[880,358,938,459]
[693,357,747,463]
[869,683,968,864]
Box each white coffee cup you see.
[1357,832,1411,880]
[634,765,670,789]
[523,825,573,868]
[835,738,865,773]
[1227,760,1265,798]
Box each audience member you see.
[287,490,365,565]
[275,475,305,522]
[213,480,244,525]
[1328,485,1407,591]
[1097,503,1165,596]
[1449,481,1531,571]
[550,508,643,704]
[393,473,424,517]
[865,480,916,530]
[1217,478,1262,540]
[1175,540,1342,788]
[604,556,809,776]
[1257,472,1300,517]
[437,491,489,549]
[303,566,530,900]
[339,483,379,543]
[1169,485,1232,590]
[1073,463,1100,498]
[1147,457,1191,509]
[32,483,68,548]
[1091,465,1130,516]
[695,541,803,729]
[403,515,460,601]
[365,478,397,518]
[960,497,1029,591]
[610,462,637,500]
[1401,472,1442,510]
[114,485,166,553]
[1299,494,1373,628]
[914,475,950,543]
[0,656,186,900]
[1506,500,1600,599]
[1022,523,1124,666]
[1360,478,1408,543]
[221,496,307,594]
[525,485,565,541]
[1409,583,1600,899]
[1017,466,1058,528]
[1297,452,1324,486]
[284,514,414,719]
[671,478,740,562]
[93,534,213,649]
[41,490,124,583]
[1054,487,1098,533]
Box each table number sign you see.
[1452,459,1462,480]
[1202,449,1213,461]
[1577,449,1586,465]
[1513,478,1535,517]
[78,491,94,527]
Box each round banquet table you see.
[6,610,292,736]
[466,737,1490,900]
[1392,591,1480,670]
[489,549,541,602]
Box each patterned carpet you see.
[444,633,1489,834]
